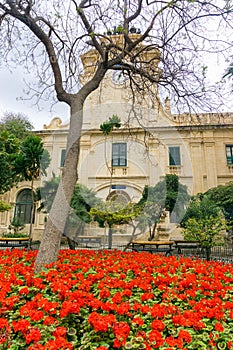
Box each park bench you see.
[0,237,29,250]
[173,240,201,255]
[75,235,102,248]
[131,240,174,256]
[0,237,41,250]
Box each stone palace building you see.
[1,35,233,240]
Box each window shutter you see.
[60,149,66,167]
[169,147,181,166]
[112,143,127,166]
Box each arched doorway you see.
[14,189,34,224]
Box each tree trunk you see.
[34,65,107,273]
[108,226,113,249]
[34,100,83,272]
[151,222,158,241]
[123,223,137,252]
[28,177,34,250]
[205,247,211,261]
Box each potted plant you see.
[116,24,123,34]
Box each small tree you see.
[67,184,102,248]
[181,195,222,227]
[37,177,101,249]
[181,196,227,260]
[0,130,21,194]
[204,182,233,230]
[0,114,34,194]
[0,112,33,139]
[183,214,227,261]
[90,201,139,249]
[137,174,190,240]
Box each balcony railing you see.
[111,167,128,175]
[168,166,181,175]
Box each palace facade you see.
[1,35,233,240]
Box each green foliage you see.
[71,184,102,224]
[204,182,233,227]
[181,196,227,249]
[116,24,123,33]
[36,173,60,214]
[100,114,121,135]
[0,130,21,194]
[90,201,140,228]
[14,135,51,181]
[0,115,38,194]
[181,196,221,226]
[0,112,33,139]
[183,213,227,248]
[0,200,12,212]
[137,174,190,232]
[36,178,101,236]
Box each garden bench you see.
[131,240,174,256]
[0,237,29,250]
[173,240,201,255]
[75,235,102,248]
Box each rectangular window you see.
[169,146,181,166]
[226,145,233,165]
[60,149,66,167]
[112,143,127,167]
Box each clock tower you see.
[79,34,162,130]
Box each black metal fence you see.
[60,241,233,263]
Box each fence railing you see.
[60,241,233,263]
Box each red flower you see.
[148,330,164,347]
[113,321,130,343]
[214,323,224,332]
[43,316,57,325]
[12,319,30,333]
[28,345,45,350]
[151,319,165,332]
[178,329,192,344]
[25,328,41,344]
[141,292,154,302]
[132,317,144,326]
[52,326,67,338]
[89,312,116,332]
[19,287,30,295]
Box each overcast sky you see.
[0,53,231,131]
[0,67,70,130]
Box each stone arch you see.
[106,190,131,205]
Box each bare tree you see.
[0,0,232,271]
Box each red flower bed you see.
[0,249,233,349]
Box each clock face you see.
[111,71,129,85]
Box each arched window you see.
[14,189,34,224]
[106,190,130,205]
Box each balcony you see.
[168,166,181,175]
[111,167,128,176]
